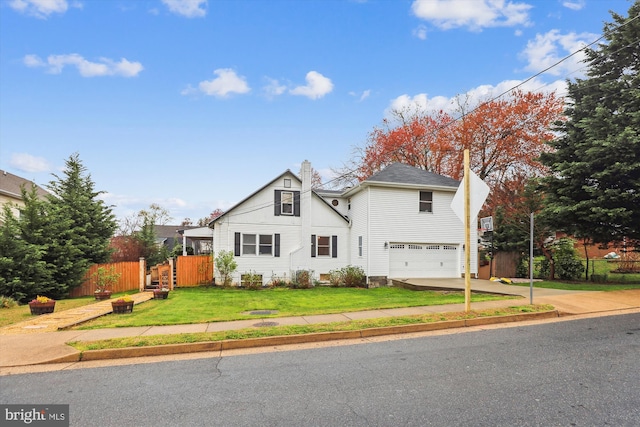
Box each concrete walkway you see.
[1,280,639,369]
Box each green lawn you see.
[0,296,97,328]
[70,304,554,351]
[74,286,515,329]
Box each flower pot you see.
[153,290,169,300]
[111,301,134,314]
[29,301,56,315]
[95,291,112,301]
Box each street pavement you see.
[1,279,638,370]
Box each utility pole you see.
[464,150,471,312]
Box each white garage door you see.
[389,243,459,278]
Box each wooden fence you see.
[69,255,213,296]
[176,255,213,287]
[493,252,519,278]
[70,260,144,297]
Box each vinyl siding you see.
[213,173,349,284]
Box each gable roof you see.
[364,163,460,188]
[209,169,300,226]
[210,168,349,226]
[0,170,49,200]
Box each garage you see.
[389,243,460,278]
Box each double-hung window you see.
[237,233,278,256]
[419,191,433,213]
[317,236,330,256]
[311,235,338,258]
[242,234,257,255]
[281,191,294,215]
[259,234,273,255]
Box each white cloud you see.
[24,54,144,77]
[519,29,598,77]
[411,0,532,31]
[290,71,334,100]
[349,89,371,102]
[10,153,52,173]
[197,68,251,97]
[161,0,207,18]
[8,0,69,18]
[263,77,287,98]
[562,0,585,11]
[387,77,567,118]
[413,24,428,40]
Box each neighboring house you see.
[210,161,478,286]
[0,170,49,222]
[153,225,213,255]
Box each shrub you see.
[215,250,237,287]
[328,269,343,287]
[0,295,18,308]
[553,238,584,280]
[341,265,366,287]
[292,270,314,289]
[327,265,366,288]
[269,274,289,288]
[241,271,263,290]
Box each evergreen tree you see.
[45,153,117,293]
[0,199,51,302]
[540,2,640,248]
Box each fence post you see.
[168,258,175,290]
[139,257,145,291]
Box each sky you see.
[0,0,635,226]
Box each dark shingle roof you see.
[0,170,49,199]
[365,163,459,188]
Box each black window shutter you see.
[274,234,280,257]
[332,235,338,258]
[294,191,301,217]
[311,234,316,257]
[274,190,281,216]
[234,232,241,256]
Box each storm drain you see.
[246,310,278,315]
[254,321,279,327]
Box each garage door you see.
[389,243,459,278]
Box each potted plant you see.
[28,295,56,315]
[111,295,134,314]
[93,266,121,300]
[153,287,170,299]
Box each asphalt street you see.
[1,312,638,426]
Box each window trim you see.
[238,233,278,257]
[281,191,294,216]
[311,234,338,258]
[419,191,433,213]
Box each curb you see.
[70,310,560,363]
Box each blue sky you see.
[0,0,633,225]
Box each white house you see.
[210,161,478,286]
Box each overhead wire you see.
[219,11,640,220]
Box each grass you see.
[73,286,515,329]
[68,304,555,351]
[0,296,97,328]
[513,281,640,291]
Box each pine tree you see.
[45,153,117,293]
[540,2,640,248]
[0,196,52,303]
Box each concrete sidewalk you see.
[1,281,639,369]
